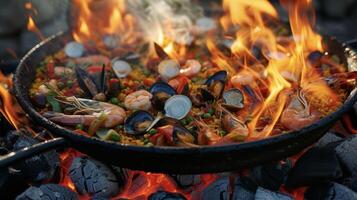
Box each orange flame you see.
[25,3,45,41]
[206,0,341,139]
[0,73,29,130]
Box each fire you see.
[0,73,29,130]
[25,3,45,41]
[204,0,340,139]
[72,0,137,47]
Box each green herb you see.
[148,129,157,135]
[46,95,62,112]
[181,118,188,126]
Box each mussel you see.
[150,82,177,110]
[164,95,192,120]
[222,89,244,110]
[75,66,107,101]
[124,110,155,135]
[201,71,228,101]
[154,117,196,145]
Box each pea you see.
[202,113,211,119]
[67,80,73,87]
[219,130,227,136]
[181,119,188,126]
[148,129,157,135]
[186,116,194,124]
[143,138,150,144]
[110,97,119,105]
[75,124,84,130]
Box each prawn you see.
[280,90,320,130]
[180,59,202,77]
[44,96,126,128]
[124,90,153,111]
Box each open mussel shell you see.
[201,70,228,101]
[149,82,177,110]
[222,89,244,110]
[164,95,192,120]
[155,117,196,144]
[124,110,155,136]
[75,67,99,98]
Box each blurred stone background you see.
[0,0,356,71]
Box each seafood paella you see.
[29,1,356,147]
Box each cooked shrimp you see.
[280,90,320,130]
[180,59,202,77]
[44,97,126,128]
[195,120,221,145]
[124,90,153,111]
[231,70,254,87]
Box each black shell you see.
[149,82,177,110]
[204,70,228,86]
[155,117,196,143]
[124,110,155,135]
[75,67,99,98]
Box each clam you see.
[158,59,180,80]
[64,41,84,58]
[195,17,216,33]
[149,82,177,110]
[112,59,132,78]
[201,71,228,101]
[164,95,192,120]
[222,89,244,110]
[124,110,155,135]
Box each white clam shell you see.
[64,41,84,58]
[112,60,132,78]
[164,95,192,120]
[158,59,180,80]
[196,17,216,33]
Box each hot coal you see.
[148,191,187,200]
[69,156,123,198]
[305,182,357,200]
[250,159,292,191]
[335,136,357,177]
[315,132,343,147]
[1,130,60,183]
[16,184,77,200]
[232,176,257,200]
[200,177,230,200]
[285,142,343,188]
[255,187,293,200]
[170,174,201,189]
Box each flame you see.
[72,0,136,47]
[25,3,44,41]
[205,0,340,139]
[0,73,29,130]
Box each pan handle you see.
[0,137,68,168]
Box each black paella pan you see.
[1,32,356,174]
